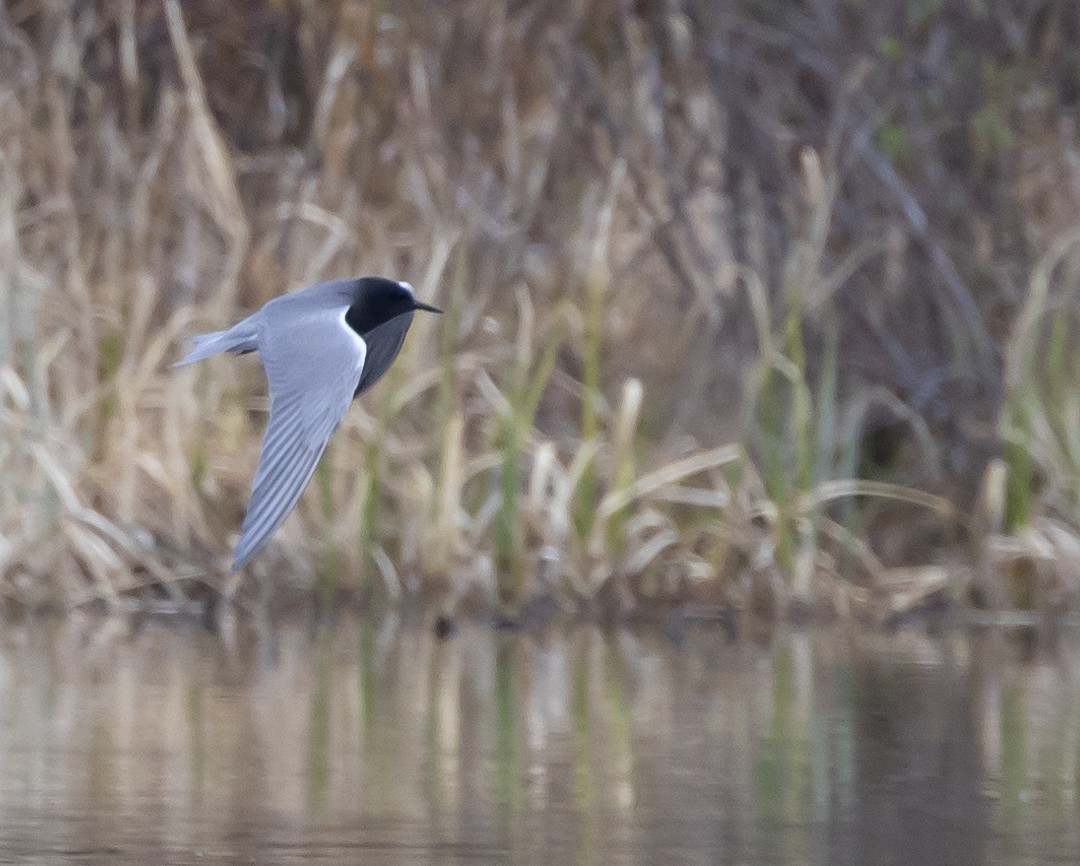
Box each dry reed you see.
[1,0,1079,619]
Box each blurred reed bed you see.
[1,0,1080,618]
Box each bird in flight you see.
[175,277,442,570]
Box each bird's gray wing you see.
[232,305,366,570]
[354,311,414,396]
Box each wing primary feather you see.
[242,434,309,525]
[232,442,325,569]
[245,462,313,547]
[249,400,306,482]
[233,424,313,569]
[230,397,343,569]
[242,425,312,520]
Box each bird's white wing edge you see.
[232,308,366,570]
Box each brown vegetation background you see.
[2,0,1080,618]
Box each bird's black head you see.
[344,277,442,336]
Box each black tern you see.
[175,277,442,570]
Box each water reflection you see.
[0,614,1077,864]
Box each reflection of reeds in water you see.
[2,2,1080,615]
[1,618,1078,861]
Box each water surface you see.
[0,614,1077,864]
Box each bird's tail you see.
[173,318,259,367]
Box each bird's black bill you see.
[412,301,443,314]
